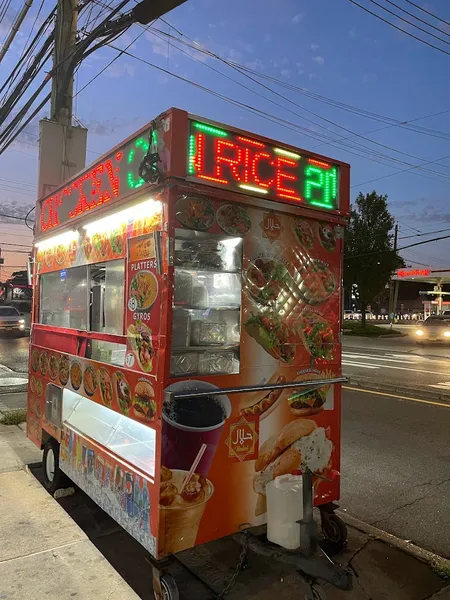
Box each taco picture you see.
[31,348,39,372]
[127,320,154,372]
[92,233,110,259]
[287,380,330,416]
[245,257,292,305]
[67,240,78,263]
[245,312,299,363]
[110,228,125,255]
[49,355,59,380]
[44,247,54,268]
[39,351,49,376]
[83,365,97,397]
[318,223,336,252]
[297,259,336,305]
[175,195,215,231]
[59,355,70,386]
[216,203,251,235]
[55,244,66,266]
[115,372,132,415]
[298,311,334,361]
[82,236,93,260]
[293,218,314,249]
[132,379,156,422]
[130,271,158,310]
[70,361,82,390]
[98,368,114,407]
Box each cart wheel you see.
[42,438,64,494]
[154,574,179,600]
[321,514,347,548]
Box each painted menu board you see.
[125,234,162,379]
[28,345,159,427]
[158,191,343,557]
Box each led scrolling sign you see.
[40,133,152,233]
[188,121,340,210]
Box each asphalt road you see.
[341,386,450,558]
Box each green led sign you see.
[127,137,149,189]
[187,119,340,210]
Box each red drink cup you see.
[162,381,231,477]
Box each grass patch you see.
[431,560,450,580]
[343,321,402,337]
[0,409,27,426]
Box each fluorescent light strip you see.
[83,198,162,234]
[35,230,78,249]
[239,184,269,194]
[274,148,301,160]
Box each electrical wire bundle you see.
[0,0,137,155]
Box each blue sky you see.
[1,0,450,272]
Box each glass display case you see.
[62,389,156,477]
[171,229,242,377]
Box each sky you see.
[1,0,450,278]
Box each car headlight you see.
[444,331,450,338]
[19,319,25,324]
[416,330,424,336]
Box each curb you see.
[346,376,450,403]
[338,511,450,573]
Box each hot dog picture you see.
[239,374,286,419]
[253,418,333,515]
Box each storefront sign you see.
[397,269,431,278]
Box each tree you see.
[344,191,404,328]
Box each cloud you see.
[297,69,305,76]
[245,58,265,71]
[308,73,317,80]
[264,33,272,42]
[349,27,357,38]
[281,69,290,78]
[292,13,304,24]
[310,43,320,51]
[312,55,325,65]
[105,62,136,78]
[227,48,243,62]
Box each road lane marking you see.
[343,386,450,409]
[342,361,379,369]
[343,361,450,376]
[429,382,450,390]
[343,353,421,365]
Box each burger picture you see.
[287,373,332,416]
[253,419,332,515]
[132,380,157,422]
[288,387,329,416]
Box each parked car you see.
[415,316,450,344]
[442,311,450,317]
[0,305,26,336]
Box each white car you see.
[0,306,26,335]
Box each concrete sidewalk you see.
[0,423,139,600]
[0,423,449,600]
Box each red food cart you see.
[28,108,351,599]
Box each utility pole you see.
[51,0,78,126]
[388,222,398,324]
[38,0,187,200]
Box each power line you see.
[0,212,35,222]
[367,0,450,47]
[347,0,450,57]
[399,227,450,240]
[347,233,450,260]
[404,0,450,26]
[383,0,450,38]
